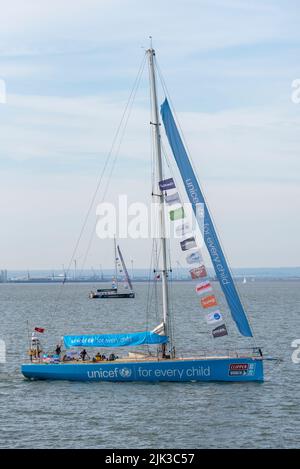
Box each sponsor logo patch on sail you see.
[180,237,197,251]
[205,311,223,325]
[175,223,191,237]
[201,295,218,308]
[169,207,185,221]
[186,250,203,265]
[212,324,228,338]
[190,265,207,279]
[165,192,180,205]
[195,281,212,295]
[159,178,176,191]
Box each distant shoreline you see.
[2,267,300,284]
[1,277,300,285]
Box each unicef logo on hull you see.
[119,367,132,378]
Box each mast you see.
[114,236,118,290]
[147,47,173,357]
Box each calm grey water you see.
[0,281,299,449]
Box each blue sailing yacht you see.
[21,47,264,382]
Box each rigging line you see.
[101,55,147,204]
[153,239,160,314]
[155,57,258,344]
[153,243,161,356]
[145,239,157,354]
[76,57,146,278]
[163,204,175,349]
[168,272,176,351]
[147,49,167,340]
[166,243,174,347]
[150,119,156,193]
[149,99,159,333]
[145,236,163,354]
[147,50,156,195]
[48,53,147,326]
[144,57,162,352]
[145,244,153,319]
[146,55,157,322]
[146,124,155,324]
[145,68,156,329]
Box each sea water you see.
[0,281,299,448]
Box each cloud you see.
[0,0,299,269]
[0,1,298,58]
[1,92,299,185]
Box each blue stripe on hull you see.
[21,358,263,382]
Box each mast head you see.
[146,36,155,55]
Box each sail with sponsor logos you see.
[161,98,253,338]
[159,174,229,340]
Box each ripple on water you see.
[0,282,300,448]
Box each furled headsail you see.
[64,331,168,348]
[161,98,253,337]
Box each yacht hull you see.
[90,293,135,299]
[21,357,263,382]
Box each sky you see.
[0,0,299,270]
